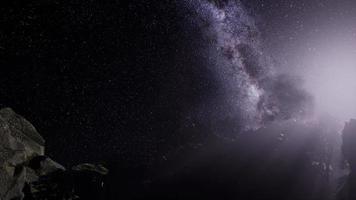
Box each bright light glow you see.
[302,33,356,122]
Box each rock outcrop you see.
[0,108,45,200]
[0,108,108,200]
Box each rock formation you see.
[0,108,107,200]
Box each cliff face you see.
[0,108,107,200]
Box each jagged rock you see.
[0,108,45,200]
[0,108,108,200]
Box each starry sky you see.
[0,0,188,166]
[2,0,356,186]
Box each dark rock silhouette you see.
[24,161,108,200]
[338,119,356,200]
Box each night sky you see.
[3,0,356,199]
[0,0,188,166]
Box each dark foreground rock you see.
[337,119,356,200]
[0,108,108,200]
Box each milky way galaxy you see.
[184,0,313,135]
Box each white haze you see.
[298,30,356,123]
